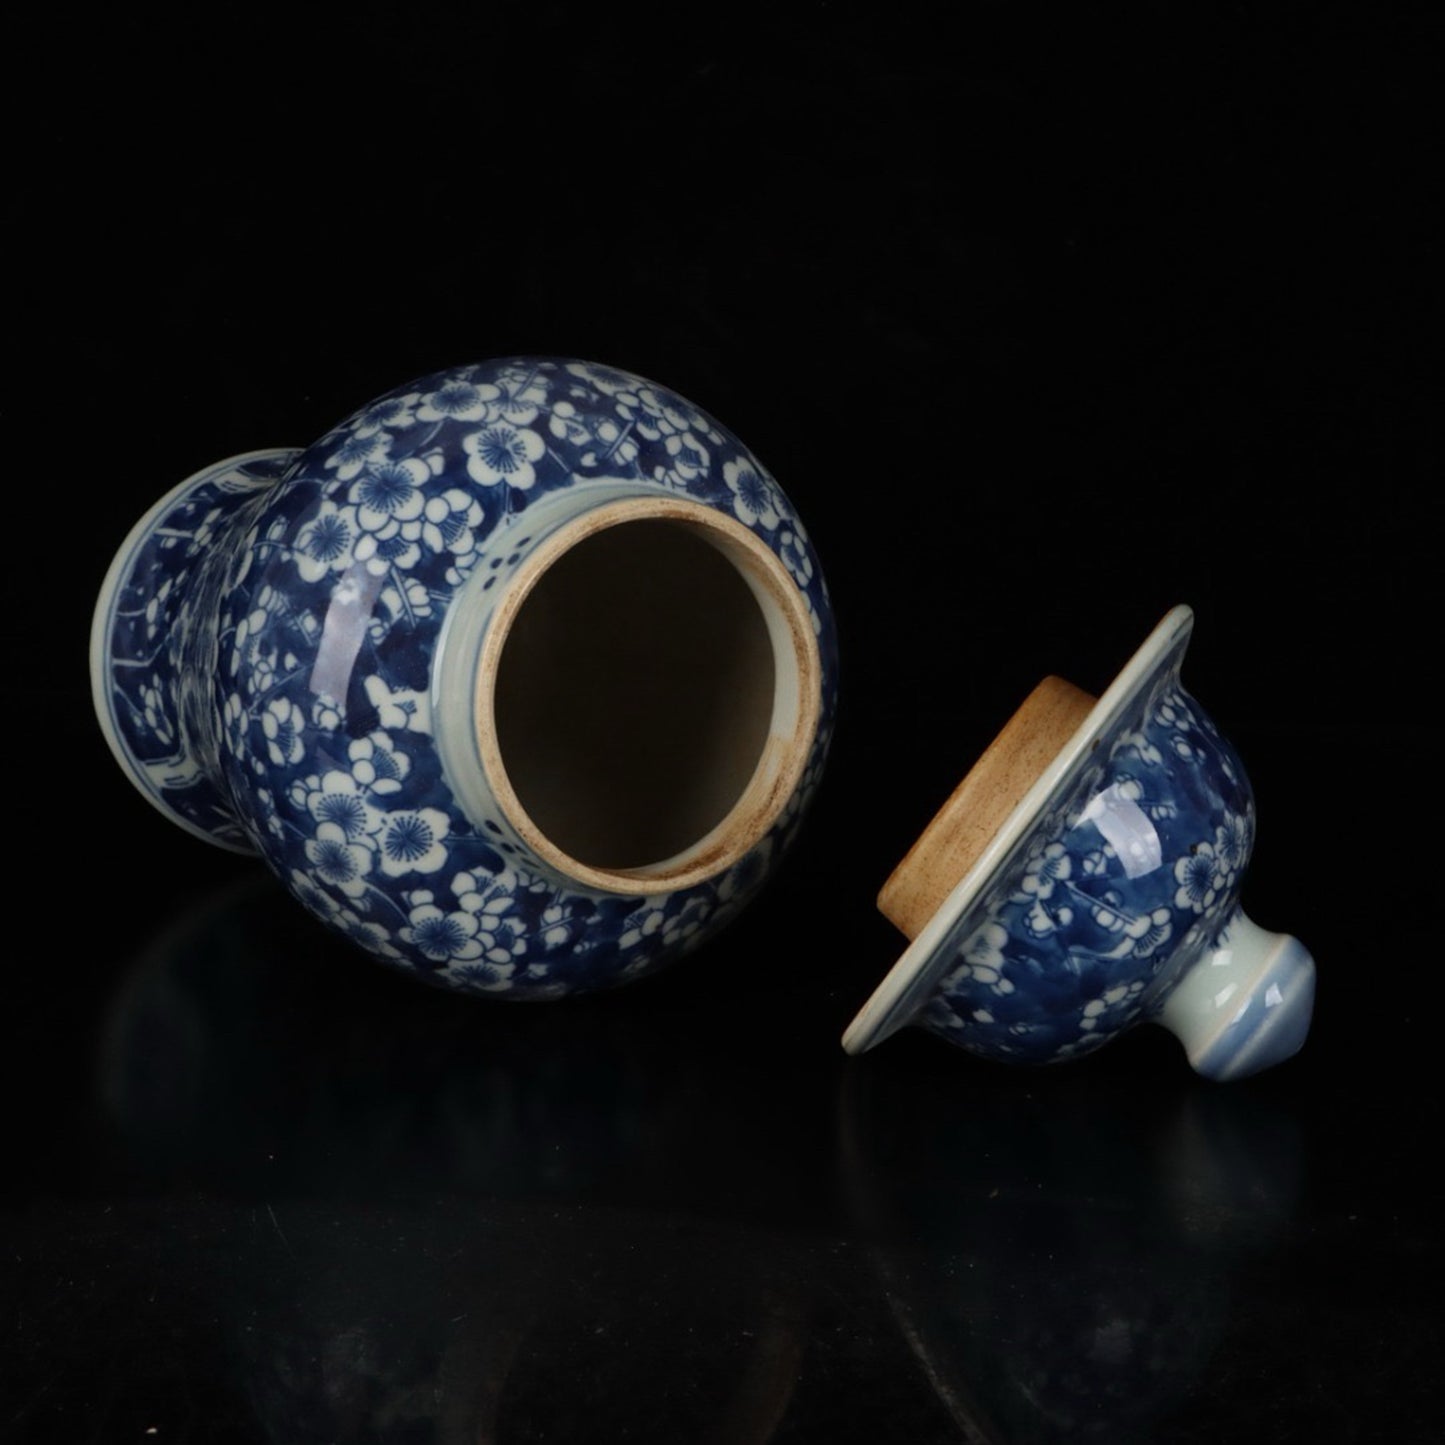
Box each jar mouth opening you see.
[476,497,821,893]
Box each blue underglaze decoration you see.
[97,360,838,997]
[97,452,299,851]
[920,656,1255,1064]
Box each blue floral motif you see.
[919,645,1255,1065]
[352,393,419,438]
[304,823,374,897]
[417,378,497,423]
[325,429,389,481]
[294,501,359,582]
[94,362,838,996]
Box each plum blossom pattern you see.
[417,378,498,423]
[348,732,408,794]
[464,423,545,490]
[1021,843,1070,898]
[325,429,389,481]
[363,676,430,734]
[261,698,306,766]
[653,430,710,489]
[1173,845,1220,913]
[352,393,418,438]
[95,361,837,998]
[375,807,450,876]
[305,824,373,897]
[294,501,359,581]
[921,646,1254,1065]
[294,769,380,841]
[352,458,428,533]
[400,894,486,966]
[421,489,483,558]
[724,458,781,529]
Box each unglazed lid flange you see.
[842,605,1196,1055]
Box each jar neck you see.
[91,449,299,851]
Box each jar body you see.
[94,359,837,996]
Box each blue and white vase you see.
[93,359,837,998]
[844,607,1314,1080]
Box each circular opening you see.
[479,501,819,891]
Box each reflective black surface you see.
[10,4,1438,1439]
[7,724,1441,1440]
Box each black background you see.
[5,4,1439,1441]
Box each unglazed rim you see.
[841,605,1196,1055]
[89,448,300,853]
[474,496,823,895]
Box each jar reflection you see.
[94,880,814,1443]
[98,877,712,1201]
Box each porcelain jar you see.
[93,359,837,997]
